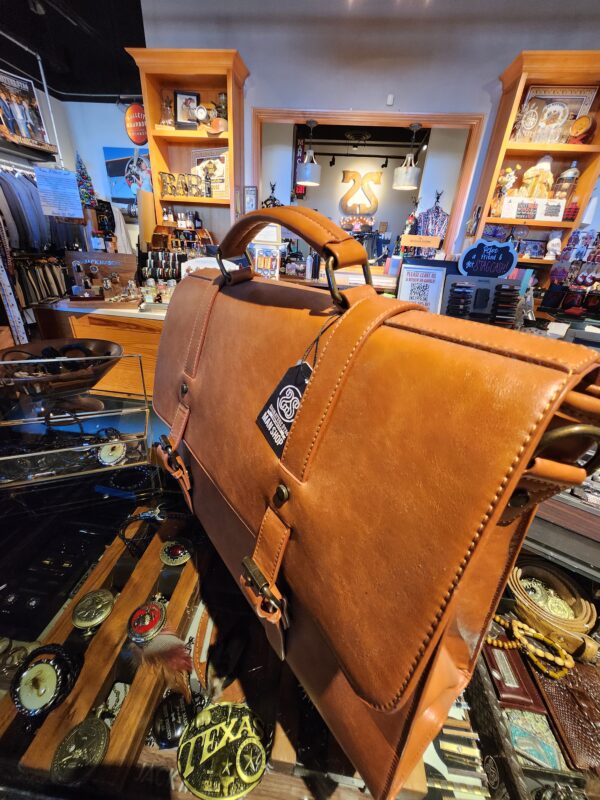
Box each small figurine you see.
[545,230,563,261]
[490,165,521,217]
[518,155,554,199]
[159,95,174,127]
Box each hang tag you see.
[256,361,313,457]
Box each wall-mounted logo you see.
[340,170,382,215]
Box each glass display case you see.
[0,351,150,488]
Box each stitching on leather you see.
[386,319,597,372]
[254,507,270,566]
[268,521,290,584]
[281,299,369,461]
[300,306,398,480]
[370,375,569,712]
[185,285,220,378]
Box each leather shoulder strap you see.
[220,206,368,270]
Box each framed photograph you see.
[512,85,598,144]
[397,264,446,313]
[174,90,199,130]
[244,185,258,213]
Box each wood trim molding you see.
[252,107,485,254]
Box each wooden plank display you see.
[18,514,198,777]
[0,510,152,745]
[102,556,200,787]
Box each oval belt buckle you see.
[534,423,600,476]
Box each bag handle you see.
[218,206,372,306]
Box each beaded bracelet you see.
[485,614,574,678]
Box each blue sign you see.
[459,238,518,279]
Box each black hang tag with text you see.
[256,361,313,458]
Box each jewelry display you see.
[50,716,109,786]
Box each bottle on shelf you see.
[162,207,169,223]
[167,206,174,223]
[205,175,212,198]
[194,211,203,230]
[554,161,580,203]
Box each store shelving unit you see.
[469,51,600,286]
[126,49,249,242]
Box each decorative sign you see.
[124,103,147,145]
[397,265,446,313]
[159,171,206,198]
[459,237,517,279]
[400,234,442,249]
[34,167,83,220]
[340,170,382,215]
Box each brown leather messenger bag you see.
[154,206,600,799]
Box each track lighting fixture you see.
[381,157,389,168]
[330,155,336,167]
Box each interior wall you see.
[418,129,469,226]
[141,0,600,244]
[260,123,294,205]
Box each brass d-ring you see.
[534,424,600,476]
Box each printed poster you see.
[103,146,152,223]
[0,68,54,153]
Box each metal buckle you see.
[215,249,232,283]
[241,556,281,615]
[158,434,179,472]
[534,424,600,477]
[324,255,373,308]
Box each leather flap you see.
[154,269,600,715]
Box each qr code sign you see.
[408,281,430,305]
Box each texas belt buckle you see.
[177,702,266,800]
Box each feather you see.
[128,630,192,702]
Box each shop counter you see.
[33,301,168,397]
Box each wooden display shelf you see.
[20,515,199,776]
[152,127,229,145]
[159,195,230,206]
[469,51,600,288]
[0,508,201,785]
[504,142,600,156]
[127,48,249,241]
[484,216,572,228]
[517,257,552,267]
